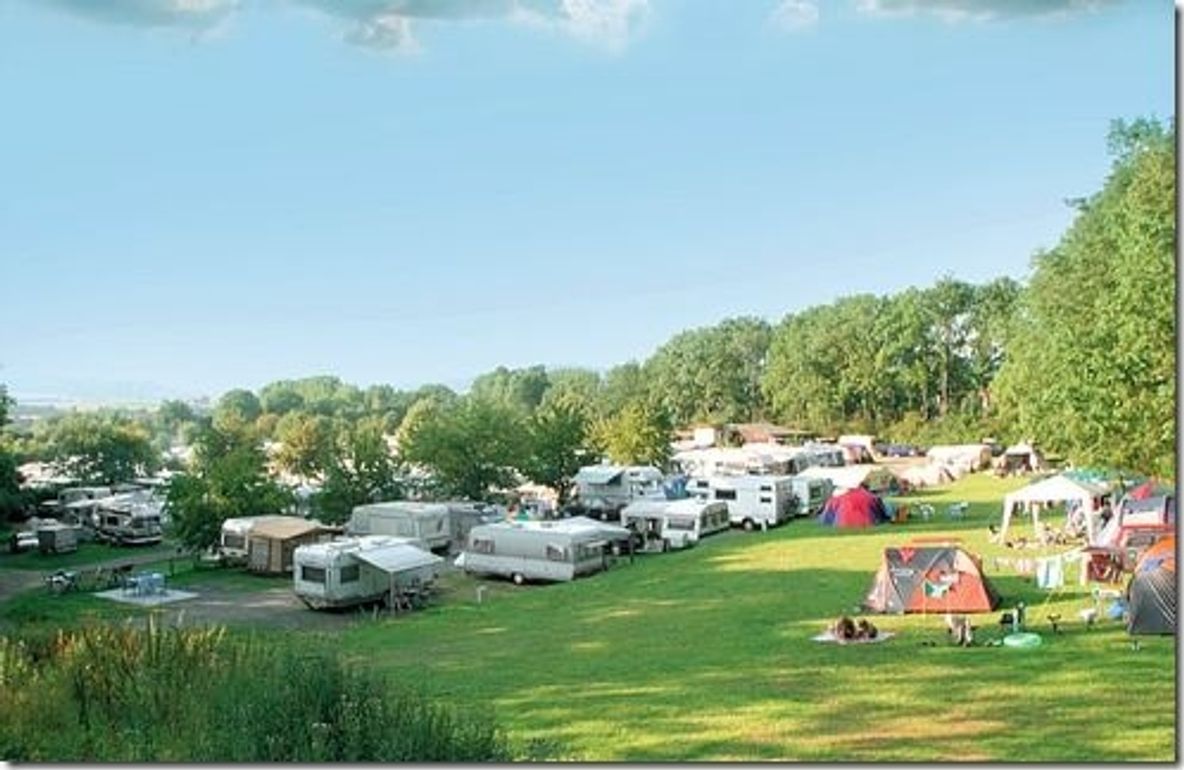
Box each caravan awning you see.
[354,544,442,574]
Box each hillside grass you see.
[336,475,1175,762]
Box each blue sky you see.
[0,0,1173,403]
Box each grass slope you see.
[339,475,1175,761]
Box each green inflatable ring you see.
[1002,632,1042,648]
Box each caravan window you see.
[340,564,360,584]
[223,534,245,550]
[759,485,772,492]
[472,537,495,554]
[714,489,737,501]
[545,544,568,562]
[759,496,772,504]
[301,566,326,584]
[667,518,694,531]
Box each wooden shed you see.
[247,517,334,575]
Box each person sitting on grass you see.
[855,619,879,640]
[831,615,857,642]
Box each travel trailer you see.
[347,502,455,552]
[292,535,443,610]
[688,474,797,530]
[456,516,632,584]
[246,517,335,575]
[568,465,666,520]
[37,521,79,555]
[620,499,730,553]
[789,475,834,517]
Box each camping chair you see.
[947,502,969,520]
[917,504,935,522]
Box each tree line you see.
[0,117,1173,529]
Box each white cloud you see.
[770,0,820,31]
[30,0,652,52]
[855,0,1119,23]
[41,0,238,31]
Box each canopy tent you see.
[817,487,889,528]
[1127,535,1176,635]
[999,474,1112,544]
[864,542,1000,614]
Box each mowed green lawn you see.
[339,475,1176,762]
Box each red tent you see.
[818,486,888,528]
[1130,480,1170,500]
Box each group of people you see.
[829,615,879,642]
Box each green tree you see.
[520,398,596,504]
[993,118,1175,476]
[44,413,158,484]
[398,398,525,501]
[0,386,27,520]
[592,400,672,467]
[644,316,771,425]
[313,419,404,524]
[469,365,551,414]
[273,413,335,479]
[213,389,262,430]
[166,422,294,551]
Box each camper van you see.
[689,474,797,531]
[292,535,443,610]
[568,465,666,520]
[457,517,631,584]
[620,499,730,552]
[95,496,162,545]
[347,502,455,552]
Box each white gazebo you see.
[999,474,1112,543]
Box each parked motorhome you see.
[348,502,454,552]
[688,474,797,531]
[568,465,665,519]
[247,517,335,575]
[95,496,162,545]
[620,499,730,552]
[456,516,631,584]
[37,522,79,555]
[293,535,443,610]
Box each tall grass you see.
[0,616,514,762]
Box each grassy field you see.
[0,475,1174,761]
[0,540,180,571]
[334,475,1175,762]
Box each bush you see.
[0,618,514,762]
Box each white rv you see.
[620,499,730,552]
[689,474,797,531]
[347,502,454,552]
[456,516,632,585]
[569,465,666,519]
[292,535,443,610]
[95,495,163,546]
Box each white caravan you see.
[569,465,666,519]
[688,474,797,531]
[788,475,834,517]
[456,516,632,585]
[347,502,454,552]
[292,535,443,610]
[620,499,730,552]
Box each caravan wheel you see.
[511,572,525,586]
[742,519,756,532]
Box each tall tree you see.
[592,400,672,467]
[520,398,596,504]
[166,422,294,552]
[469,365,551,414]
[993,118,1175,476]
[398,397,526,501]
[213,389,262,430]
[45,413,158,485]
[313,419,404,524]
